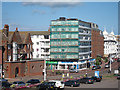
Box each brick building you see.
[1,24,44,78]
[91,29,104,58]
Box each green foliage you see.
[56,71,62,75]
[95,60,100,65]
[104,57,108,63]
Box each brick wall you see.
[91,29,104,58]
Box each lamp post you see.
[109,54,111,73]
[43,41,47,81]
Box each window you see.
[37,35,39,38]
[44,35,49,39]
[37,42,39,45]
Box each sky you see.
[2,2,118,35]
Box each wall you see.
[91,29,104,58]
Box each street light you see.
[43,41,47,81]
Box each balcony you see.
[79,51,92,55]
[79,25,91,30]
[79,32,91,36]
[79,46,91,48]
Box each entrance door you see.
[15,67,19,77]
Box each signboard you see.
[46,61,58,64]
[95,71,99,77]
[114,70,119,75]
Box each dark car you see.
[1,81,12,90]
[105,64,110,68]
[92,65,101,70]
[91,76,102,82]
[118,67,120,71]
[26,79,40,84]
[117,58,120,62]
[65,80,80,87]
[77,77,94,84]
[0,78,8,82]
[12,81,25,87]
[36,81,56,90]
[117,74,120,80]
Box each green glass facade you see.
[50,20,79,60]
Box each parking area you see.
[65,79,118,88]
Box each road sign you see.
[95,71,99,77]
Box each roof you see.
[19,31,50,35]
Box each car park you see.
[65,80,80,87]
[77,77,94,84]
[48,80,65,89]
[69,68,79,73]
[92,65,101,70]
[36,81,56,90]
[26,79,40,84]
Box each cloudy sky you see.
[2,1,118,34]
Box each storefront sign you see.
[46,61,58,64]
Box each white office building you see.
[103,28,117,57]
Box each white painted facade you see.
[31,34,50,60]
[103,29,117,56]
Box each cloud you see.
[32,10,47,15]
[22,1,81,8]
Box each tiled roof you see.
[19,31,50,35]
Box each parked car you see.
[117,74,120,80]
[26,79,40,84]
[0,78,8,82]
[1,81,12,90]
[48,80,64,89]
[69,68,79,73]
[77,77,94,84]
[91,76,102,82]
[118,67,120,71]
[65,80,80,87]
[92,65,101,70]
[105,64,110,68]
[117,58,120,62]
[36,81,56,90]
[12,81,25,87]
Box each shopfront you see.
[46,61,58,70]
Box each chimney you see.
[3,24,9,37]
[16,27,18,31]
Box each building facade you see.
[50,17,101,70]
[1,25,44,78]
[103,29,117,57]
[30,31,50,60]
[91,29,104,58]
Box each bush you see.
[56,71,62,75]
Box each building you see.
[116,35,120,57]
[29,31,50,60]
[91,28,104,59]
[1,25,44,78]
[49,17,101,70]
[103,28,117,57]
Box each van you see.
[48,80,64,89]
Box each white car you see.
[48,80,64,89]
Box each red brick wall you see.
[4,60,44,78]
[26,60,44,76]
[91,30,104,58]
[0,49,2,64]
